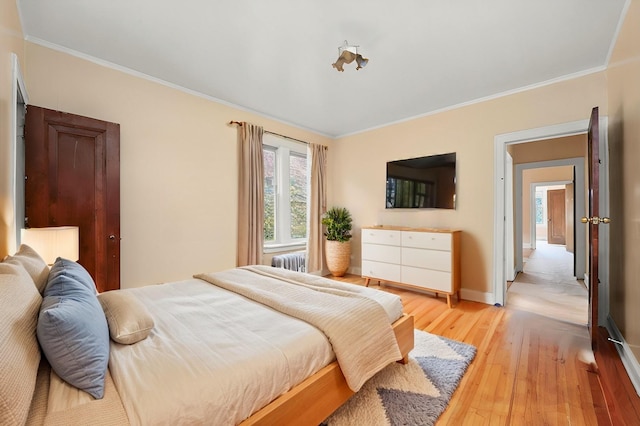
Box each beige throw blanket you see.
[195,265,402,391]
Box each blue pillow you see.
[47,256,97,293]
[37,258,109,399]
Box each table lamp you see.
[21,226,80,265]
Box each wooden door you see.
[585,106,602,348]
[547,189,566,245]
[25,106,120,292]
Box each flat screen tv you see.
[386,152,456,209]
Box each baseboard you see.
[460,289,495,305]
[605,315,640,397]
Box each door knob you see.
[580,217,611,225]
[109,234,117,240]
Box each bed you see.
[1,245,414,426]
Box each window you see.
[263,134,307,250]
[535,189,544,225]
[263,148,277,241]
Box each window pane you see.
[535,191,543,224]
[263,149,276,241]
[289,153,307,239]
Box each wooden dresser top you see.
[362,225,460,233]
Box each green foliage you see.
[289,156,307,239]
[321,207,353,242]
[264,188,275,241]
[290,182,307,238]
[263,152,307,242]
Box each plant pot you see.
[325,240,351,277]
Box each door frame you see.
[10,53,29,253]
[493,117,610,326]
[515,158,584,272]
[529,180,572,251]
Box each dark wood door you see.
[586,106,600,348]
[25,106,120,292]
[547,189,566,245]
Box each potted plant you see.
[321,207,353,277]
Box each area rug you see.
[321,329,476,426]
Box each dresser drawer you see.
[401,266,451,293]
[362,260,401,282]
[402,231,451,251]
[361,229,402,246]
[401,247,451,272]
[362,243,401,264]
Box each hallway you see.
[507,241,588,325]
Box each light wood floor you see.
[508,242,588,326]
[334,275,611,425]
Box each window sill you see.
[263,242,306,254]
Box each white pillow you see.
[99,291,154,345]
[0,262,42,425]
[3,244,49,293]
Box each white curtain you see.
[236,123,264,266]
[306,143,327,274]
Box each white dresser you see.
[361,226,461,308]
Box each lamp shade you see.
[21,226,80,265]
[355,54,368,69]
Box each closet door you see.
[25,105,121,292]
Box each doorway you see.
[507,176,588,325]
[493,118,610,328]
[510,161,584,324]
[513,158,585,284]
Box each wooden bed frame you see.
[241,313,415,426]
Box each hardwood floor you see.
[333,275,633,425]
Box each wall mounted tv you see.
[386,152,456,209]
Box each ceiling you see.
[17,0,628,138]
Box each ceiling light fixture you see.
[332,40,368,72]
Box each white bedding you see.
[107,278,331,425]
[197,266,403,391]
[104,272,403,426]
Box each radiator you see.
[271,251,306,273]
